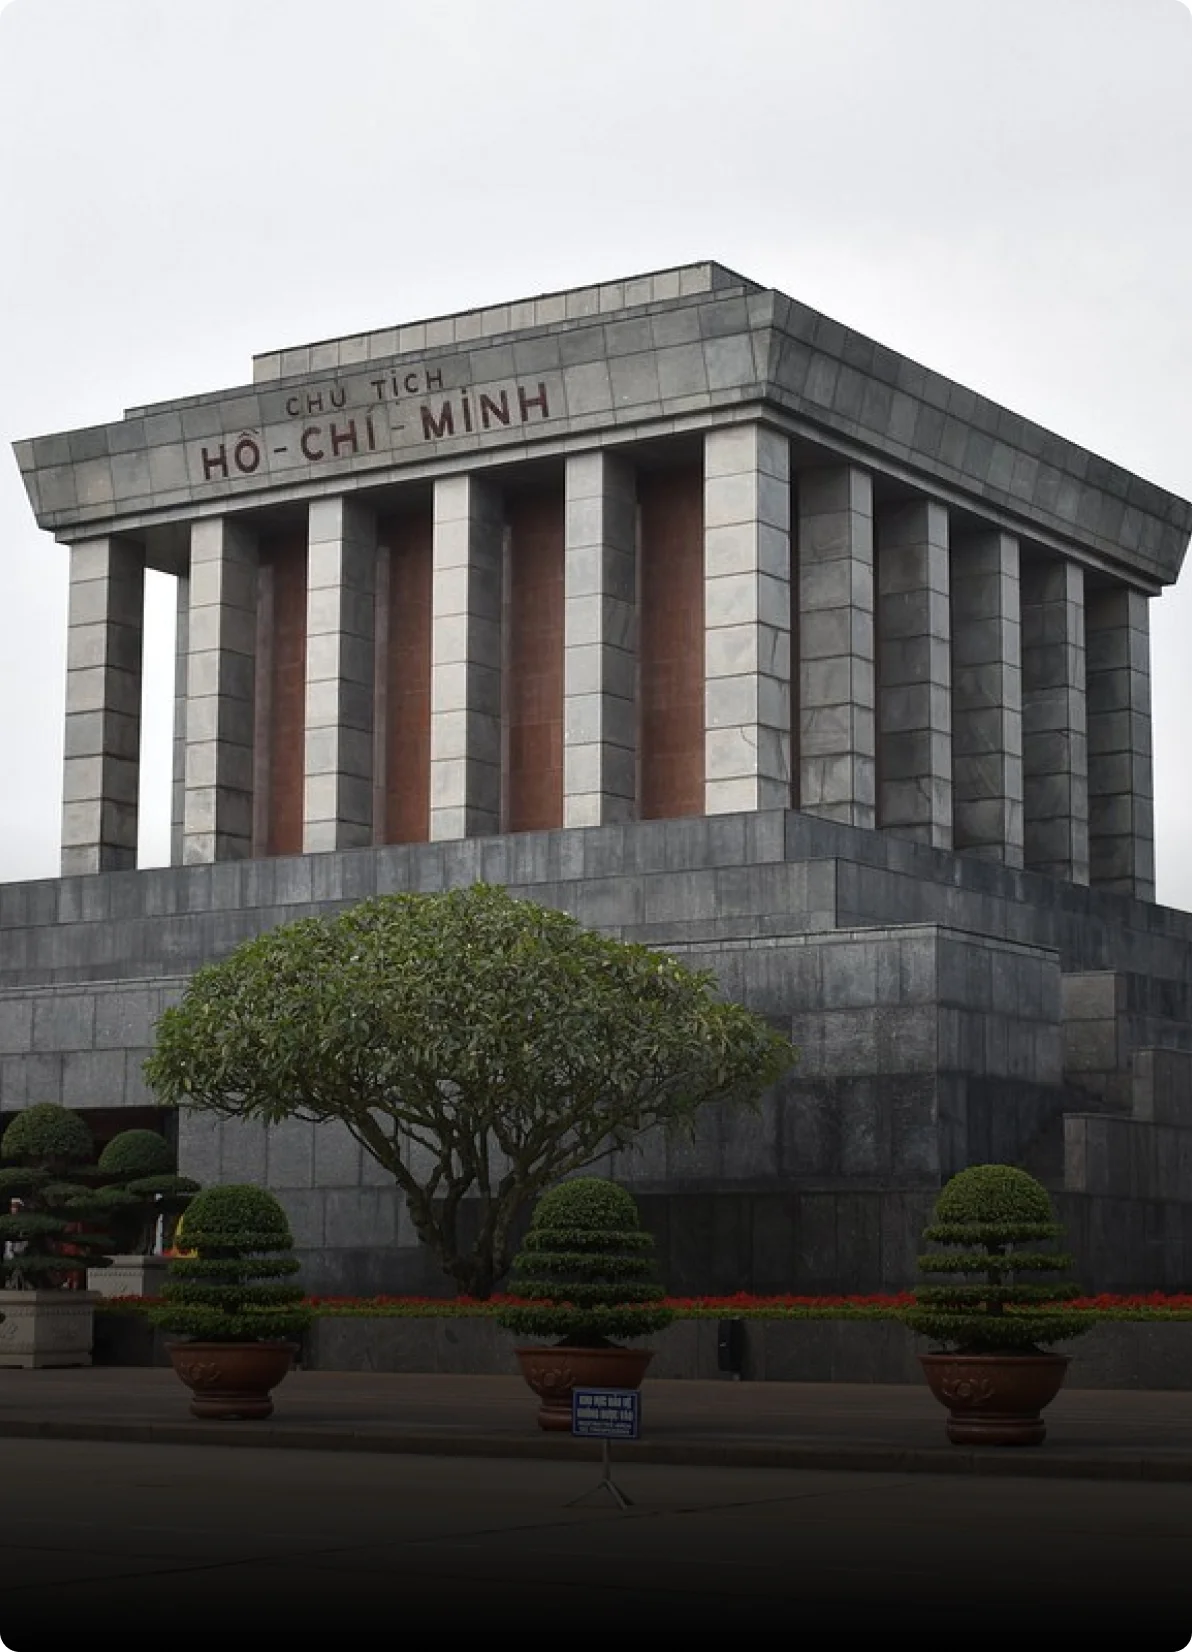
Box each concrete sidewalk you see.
[4,1366,1192,1480]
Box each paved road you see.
[7,1368,1192,1477]
[1,1439,1190,1647]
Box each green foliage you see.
[0,1104,113,1288]
[528,1178,642,1232]
[2,1103,94,1167]
[931,1164,1061,1233]
[901,1164,1091,1352]
[94,1129,199,1255]
[147,1185,311,1343]
[496,1176,673,1345]
[0,1166,47,1197]
[144,884,797,1298]
[165,1254,302,1281]
[175,1184,293,1252]
[98,1130,174,1180]
[125,1174,199,1199]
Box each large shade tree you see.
[144,884,796,1297]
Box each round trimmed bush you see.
[148,1185,311,1343]
[496,1176,673,1346]
[177,1184,293,1253]
[902,1163,1091,1353]
[933,1164,1057,1232]
[528,1178,642,1233]
[2,1103,94,1167]
[98,1130,174,1180]
[95,1130,199,1255]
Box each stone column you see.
[181,517,258,864]
[170,572,188,866]
[875,500,952,847]
[429,474,504,840]
[1086,584,1153,898]
[950,529,1023,865]
[303,498,377,853]
[796,465,875,827]
[563,452,637,827]
[1022,557,1089,884]
[61,537,144,876]
[704,425,792,814]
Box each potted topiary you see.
[903,1163,1092,1446]
[0,1103,114,1367]
[147,1184,313,1419]
[496,1177,673,1432]
[87,1129,200,1298]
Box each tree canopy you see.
[144,884,796,1297]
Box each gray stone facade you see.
[2,811,1192,1292]
[8,263,1192,1296]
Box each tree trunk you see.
[449,1254,495,1300]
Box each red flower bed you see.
[95,1291,1192,1320]
[662,1292,916,1312]
[1069,1293,1192,1314]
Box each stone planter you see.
[919,1352,1070,1445]
[0,1290,100,1368]
[167,1341,299,1420]
[87,1256,170,1298]
[515,1344,654,1431]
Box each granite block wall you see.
[2,808,1192,1293]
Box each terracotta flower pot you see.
[516,1344,653,1431]
[167,1340,298,1420]
[919,1351,1069,1445]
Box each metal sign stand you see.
[567,1438,633,1510]
[567,1388,640,1510]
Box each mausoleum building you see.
[7,261,1192,1293]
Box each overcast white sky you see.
[1,0,1190,902]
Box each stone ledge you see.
[1,1412,1189,1481]
[94,1312,1192,1390]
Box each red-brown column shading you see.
[260,531,308,857]
[381,512,433,843]
[639,465,705,819]
[506,489,565,832]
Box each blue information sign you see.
[571,1387,640,1440]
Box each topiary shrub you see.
[902,1164,1092,1354]
[2,1103,94,1166]
[98,1130,175,1180]
[0,1103,114,1289]
[92,1130,200,1255]
[147,1185,312,1342]
[496,1177,673,1347]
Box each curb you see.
[3,1416,1192,1481]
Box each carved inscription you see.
[192,359,553,489]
